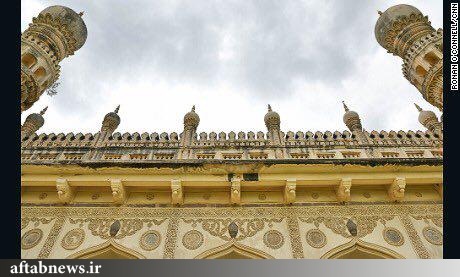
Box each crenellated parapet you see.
[20,128,442,165]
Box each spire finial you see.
[79,11,84,17]
[40,106,48,115]
[414,103,422,112]
[378,10,382,16]
[268,104,272,112]
[342,101,349,112]
[191,105,195,112]
[114,105,120,113]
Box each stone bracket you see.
[171,179,183,205]
[284,178,296,204]
[388,177,406,202]
[434,183,443,197]
[336,178,352,203]
[230,175,241,205]
[110,179,126,204]
[56,178,75,204]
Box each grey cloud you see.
[22,0,442,131]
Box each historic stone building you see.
[20,4,443,259]
[20,5,87,112]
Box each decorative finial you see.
[414,103,422,112]
[342,101,349,112]
[378,10,382,16]
[268,104,272,112]
[39,106,48,115]
[191,105,195,112]
[114,105,120,114]
[79,11,84,17]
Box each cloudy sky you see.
[21,0,442,134]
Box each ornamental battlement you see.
[21,104,443,165]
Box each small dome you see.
[101,106,120,132]
[342,102,362,131]
[264,105,280,129]
[415,104,437,125]
[375,4,422,50]
[39,5,88,51]
[343,110,359,124]
[184,106,200,129]
[25,113,44,129]
[24,107,47,129]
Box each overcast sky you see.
[21,0,443,134]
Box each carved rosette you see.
[61,228,85,250]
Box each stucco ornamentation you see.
[263,230,285,249]
[182,230,204,250]
[21,228,44,250]
[140,230,161,251]
[422,227,443,246]
[306,229,327,249]
[382,227,404,246]
[61,228,85,250]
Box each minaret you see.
[414,103,442,133]
[21,107,47,138]
[97,106,121,143]
[179,106,200,159]
[342,101,368,144]
[375,5,443,111]
[264,105,284,158]
[21,6,88,112]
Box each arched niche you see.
[195,242,274,259]
[321,239,405,259]
[67,240,145,259]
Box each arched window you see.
[21,53,37,68]
[33,67,46,80]
[424,52,440,66]
[415,65,427,77]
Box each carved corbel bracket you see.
[434,183,443,197]
[230,175,241,205]
[110,179,126,204]
[284,178,296,204]
[56,178,75,204]
[388,177,406,202]
[337,178,352,203]
[171,179,183,205]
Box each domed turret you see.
[184,105,200,130]
[414,104,441,133]
[375,5,428,56]
[264,104,280,130]
[38,5,88,53]
[342,101,362,132]
[374,4,443,112]
[21,107,47,138]
[101,105,121,134]
[21,5,88,112]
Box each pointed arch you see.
[67,240,146,259]
[321,239,405,259]
[195,241,274,259]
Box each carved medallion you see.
[383,227,404,246]
[61,228,85,250]
[182,230,204,250]
[140,230,161,251]
[306,229,327,248]
[263,230,284,249]
[21,228,43,250]
[422,227,443,245]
